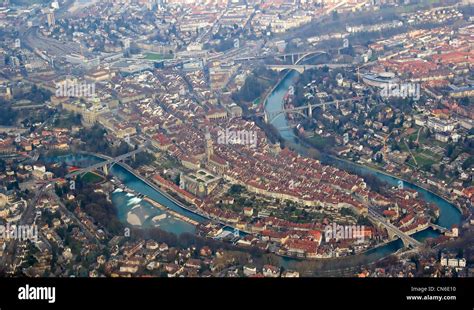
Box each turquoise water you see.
[49,69,463,268]
[54,154,198,235]
[322,157,462,229]
[265,70,300,142]
[112,190,195,235]
[109,164,206,225]
[263,70,463,261]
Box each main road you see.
[0,184,46,275]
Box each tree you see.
[445,144,455,158]
[229,184,245,195]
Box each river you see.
[264,68,462,265]
[51,69,462,272]
[53,154,202,235]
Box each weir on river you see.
[50,67,462,272]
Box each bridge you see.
[276,125,297,130]
[65,144,149,178]
[78,150,251,237]
[258,97,360,124]
[368,207,422,248]
[234,50,328,65]
[429,223,448,233]
[266,63,351,73]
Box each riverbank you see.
[143,197,200,226]
[327,154,464,216]
[264,69,461,228]
[58,153,252,237]
[322,154,462,229]
[260,70,294,111]
[262,68,463,268]
[117,161,207,223]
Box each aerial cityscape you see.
[0,0,473,303]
